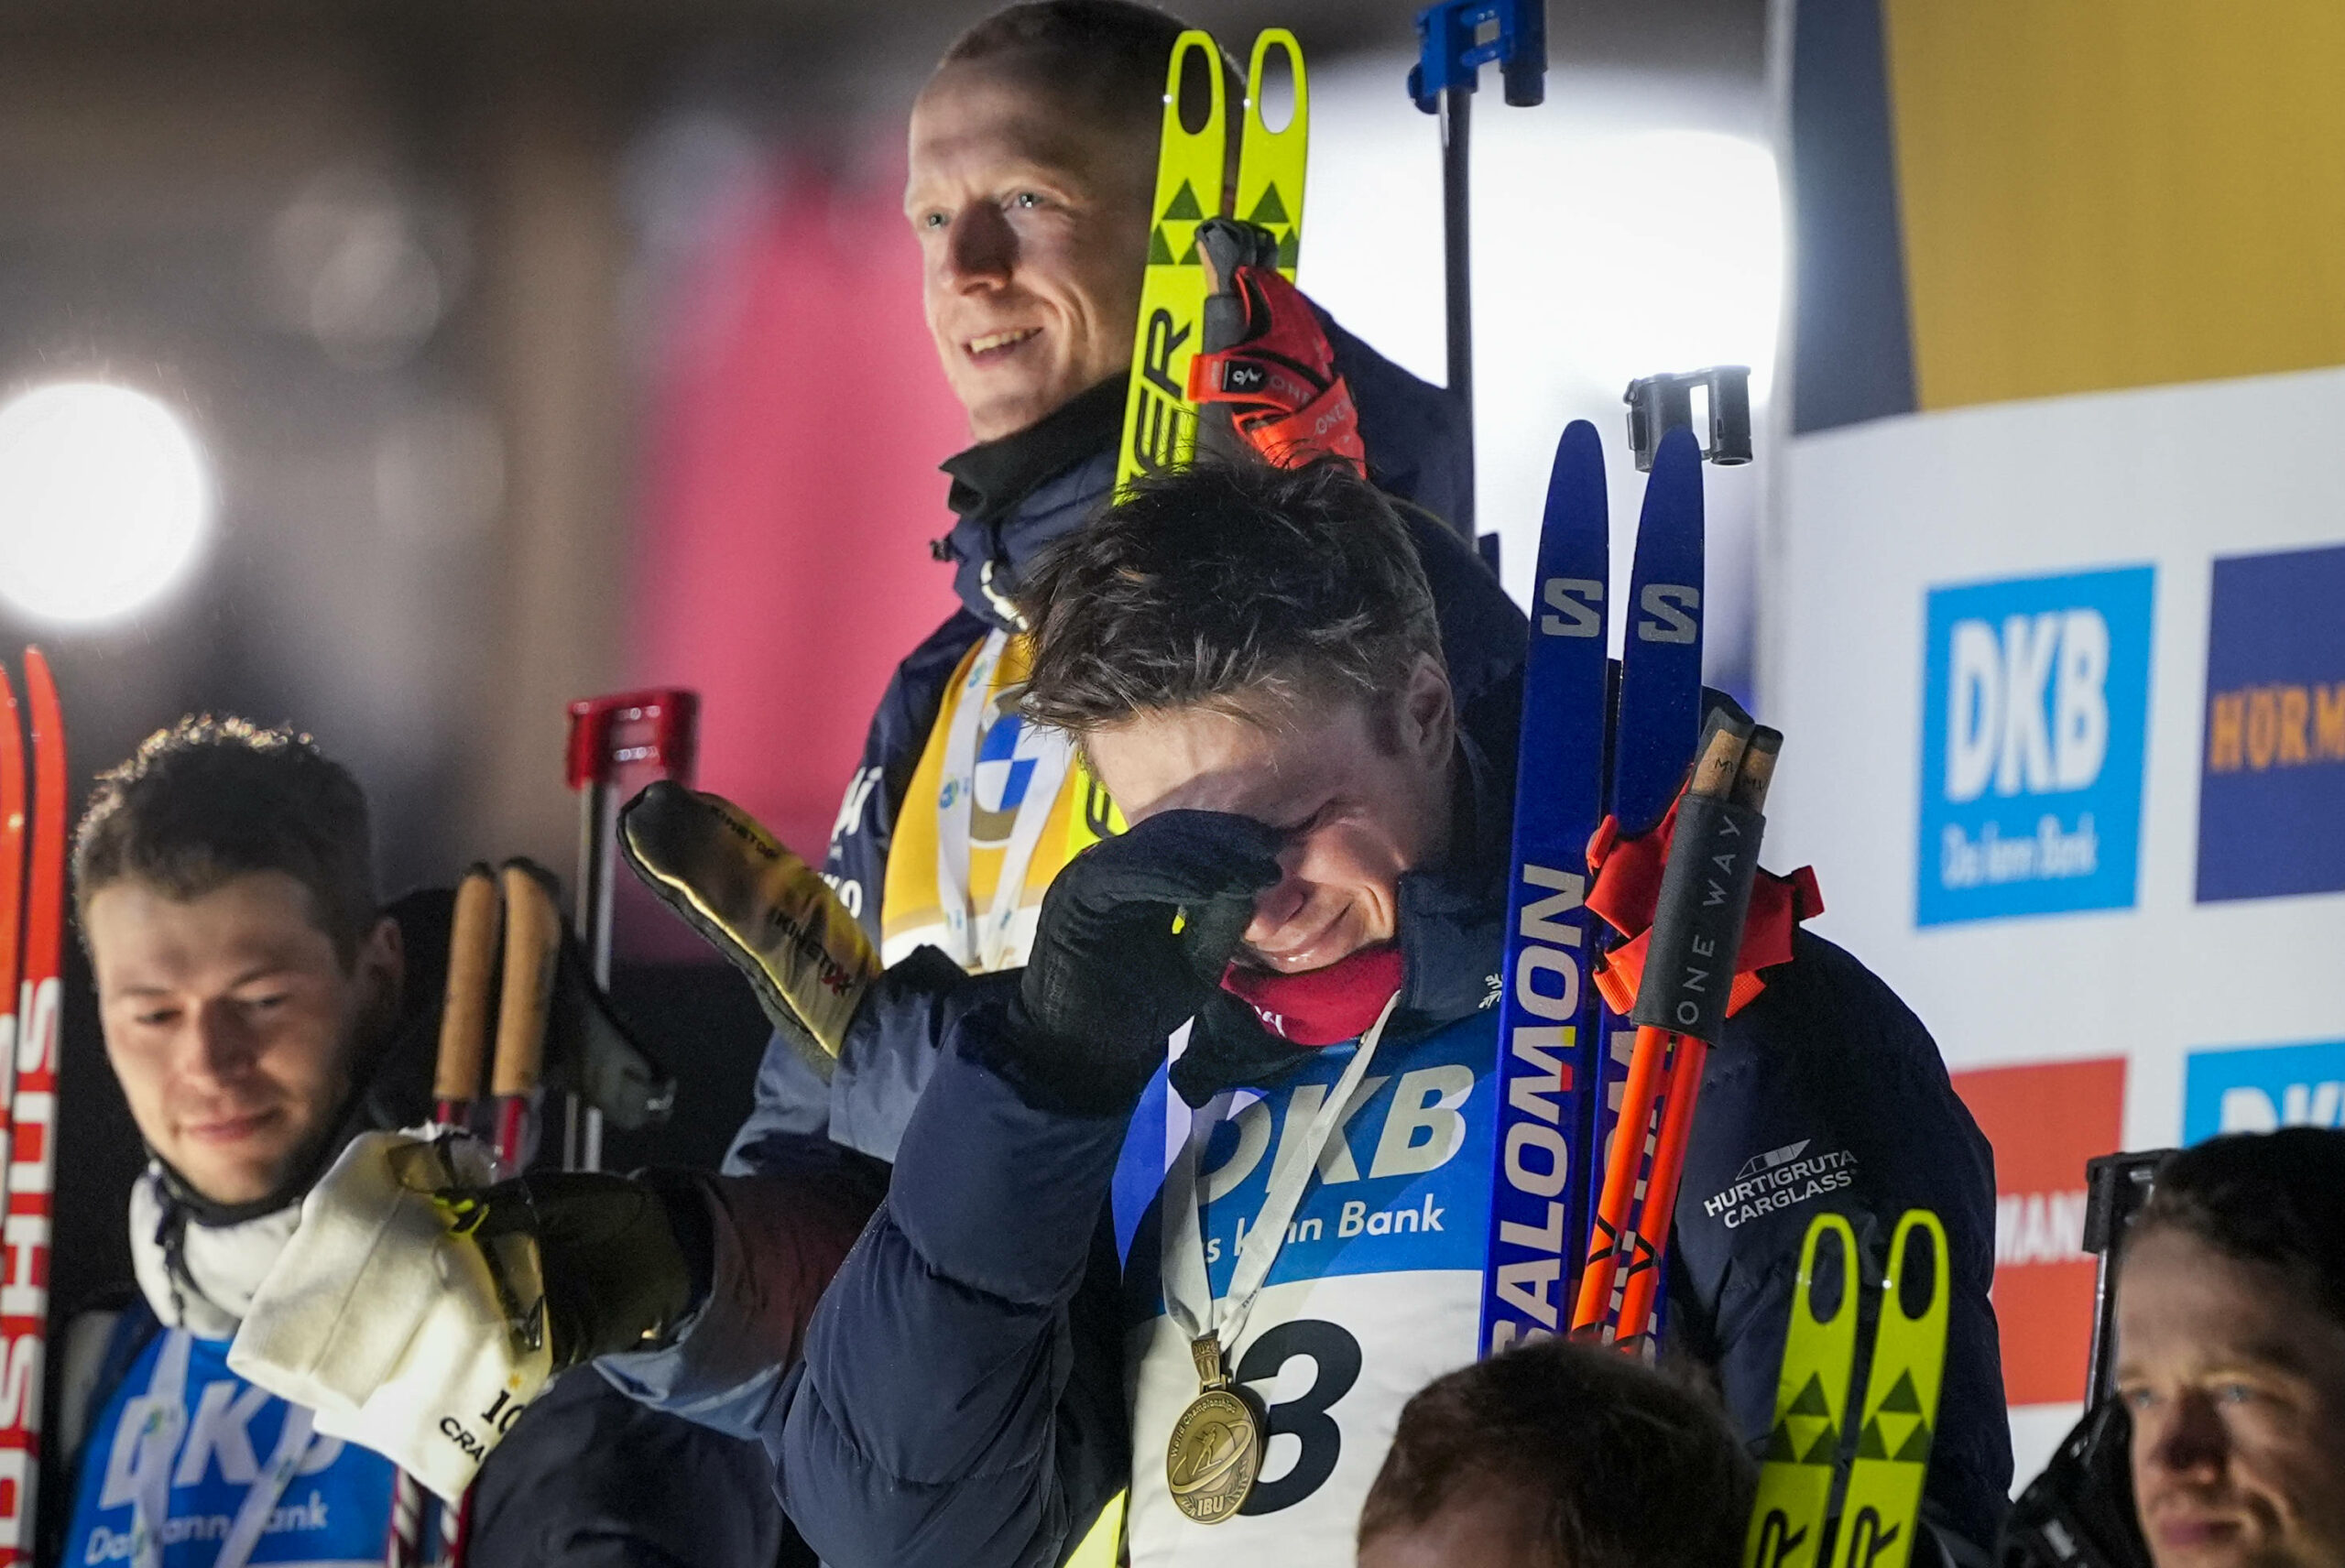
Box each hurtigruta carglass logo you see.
[2183,1040,2345,1143]
[2195,543,2345,902]
[1916,566,2155,926]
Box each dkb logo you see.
[1916,567,2155,925]
[2183,1040,2345,1144]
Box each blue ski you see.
[1478,420,1610,1355]
[1579,423,1707,1333]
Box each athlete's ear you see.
[354,914,404,1034]
[1396,653,1455,769]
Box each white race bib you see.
[1114,1010,1499,1568]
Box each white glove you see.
[227,1128,553,1502]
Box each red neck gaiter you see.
[1219,944,1405,1047]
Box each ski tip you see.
[1544,420,1608,499]
[1654,423,1704,469]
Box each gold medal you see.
[1166,1334,1262,1525]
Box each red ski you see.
[0,649,66,1562]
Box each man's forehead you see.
[908,60,1145,190]
[87,872,337,985]
[2120,1227,2345,1378]
[1085,701,1360,822]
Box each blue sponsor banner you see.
[2182,1040,2345,1143]
[2195,543,2345,902]
[1916,566,2156,925]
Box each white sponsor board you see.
[1763,365,2345,1481]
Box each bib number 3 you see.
[1234,1320,1363,1516]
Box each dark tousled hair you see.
[1358,1337,1755,1568]
[73,716,378,967]
[1018,458,1446,737]
[2126,1127,2345,1327]
[938,2,1240,153]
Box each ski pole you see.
[563,689,698,1171]
[489,862,562,1172]
[1408,0,1547,539]
[1609,725,1782,1345]
[1571,712,1751,1334]
[433,865,501,1130]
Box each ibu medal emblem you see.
[1167,1334,1262,1524]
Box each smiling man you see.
[2114,1130,2345,1568]
[796,0,1502,1156]
[765,459,2011,1568]
[52,718,785,1568]
[585,0,1514,1476]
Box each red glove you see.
[1185,221,1367,475]
[1584,795,1823,1020]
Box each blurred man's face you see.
[1357,1477,1552,1568]
[2117,1225,2345,1568]
[88,871,399,1207]
[906,60,1151,441]
[1085,659,1456,975]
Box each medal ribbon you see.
[936,629,1074,971]
[1162,990,1402,1360]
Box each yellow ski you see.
[1831,1211,1951,1568]
[1118,29,1227,487]
[1236,29,1308,280]
[1744,1215,1861,1568]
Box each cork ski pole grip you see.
[434,864,501,1117]
[1686,711,1752,801]
[1729,725,1783,814]
[491,861,562,1101]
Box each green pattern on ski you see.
[1832,1211,1950,1568]
[1117,30,1226,489]
[1744,1214,1860,1568]
[1236,28,1308,283]
[1116,28,1311,489]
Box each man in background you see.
[2114,1129,2345,1568]
[1357,1339,1753,1568]
[52,717,780,1567]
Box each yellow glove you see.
[619,781,878,1079]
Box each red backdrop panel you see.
[1950,1058,2128,1406]
[630,165,966,893]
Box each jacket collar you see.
[937,376,1125,630]
[1391,728,1511,1040]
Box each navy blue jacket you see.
[769,721,2012,1566]
[769,316,1502,1163]
[600,307,1512,1431]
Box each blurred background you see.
[4,0,1774,1413]
[18,0,2342,1504]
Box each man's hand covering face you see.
[1002,810,1287,1115]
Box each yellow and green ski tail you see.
[1235,29,1307,281]
[1832,1211,1951,1568]
[1114,28,1310,490]
[1117,28,1227,489]
[1745,1215,1861,1568]
[1744,1211,1950,1568]
[1078,27,1309,869]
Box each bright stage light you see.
[0,381,213,625]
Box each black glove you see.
[999,810,1287,1115]
[439,1170,713,1370]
